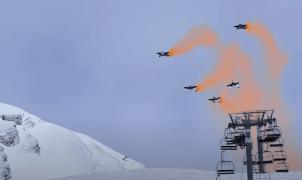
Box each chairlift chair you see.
[216,160,235,175]
[265,126,281,141]
[220,138,237,151]
[275,161,289,173]
[224,128,245,146]
[257,151,273,164]
[224,128,237,139]
[273,150,287,161]
[269,137,284,148]
[258,127,281,143]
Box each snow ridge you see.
[0,103,144,180]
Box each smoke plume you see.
[169,26,218,57]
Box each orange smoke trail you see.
[195,43,264,113]
[245,21,288,112]
[195,45,237,92]
[246,21,288,80]
[246,21,302,170]
[219,45,264,113]
[169,26,218,56]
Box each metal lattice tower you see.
[216,110,289,180]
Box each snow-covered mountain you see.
[0,103,144,180]
[53,169,302,180]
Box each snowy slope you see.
[53,169,302,180]
[0,103,144,180]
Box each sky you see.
[0,0,301,170]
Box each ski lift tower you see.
[216,110,289,180]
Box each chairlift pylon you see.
[216,110,289,180]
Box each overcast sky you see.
[0,0,301,170]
